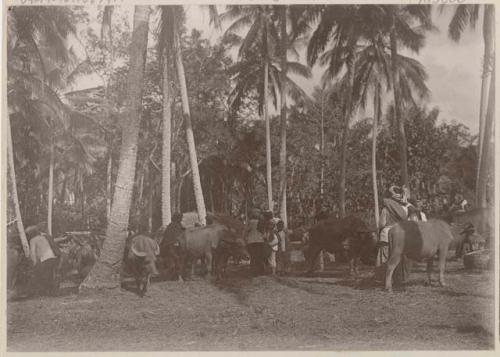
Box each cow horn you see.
[131,245,147,257]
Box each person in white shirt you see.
[27,226,59,296]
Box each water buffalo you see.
[385,219,457,292]
[124,234,160,297]
[303,216,377,277]
[177,223,238,279]
[213,236,249,280]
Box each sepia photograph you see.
[4,0,497,352]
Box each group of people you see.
[245,209,290,276]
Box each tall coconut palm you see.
[352,36,429,227]
[278,6,288,227]
[445,4,495,207]
[157,6,176,226]
[101,6,115,221]
[6,114,30,257]
[81,6,151,290]
[307,5,367,217]
[381,5,433,189]
[8,6,78,238]
[223,5,275,211]
[173,11,208,225]
[224,5,311,212]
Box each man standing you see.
[245,209,267,276]
[376,185,411,284]
[276,220,290,275]
[159,212,186,280]
[27,225,59,296]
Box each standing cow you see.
[303,216,377,277]
[384,219,484,292]
[177,223,241,279]
[124,234,160,297]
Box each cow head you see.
[131,244,160,278]
[220,235,250,261]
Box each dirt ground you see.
[7,259,495,351]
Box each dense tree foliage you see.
[7,4,491,245]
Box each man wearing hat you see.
[26,224,59,296]
[245,208,268,276]
[376,185,411,283]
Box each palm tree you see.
[224,5,311,213]
[157,6,208,226]
[223,6,275,211]
[445,4,495,207]
[381,5,433,189]
[307,5,367,217]
[352,36,429,228]
[8,6,78,237]
[173,11,208,226]
[6,115,30,257]
[158,6,175,226]
[81,5,151,290]
[101,6,115,221]
[278,6,288,227]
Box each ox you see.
[124,234,159,297]
[303,216,377,277]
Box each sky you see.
[184,5,484,134]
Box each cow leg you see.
[437,248,447,287]
[385,254,402,292]
[307,246,322,274]
[205,252,213,278]
[425,259,433,286]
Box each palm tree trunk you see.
[174,30,207,226]
[47,132,54,236]
[264,60,273,212]
[102,7,114,223]
[80,6,151,290]
[320,89,325,198]
[7,117,30,257]
[477,66,495,207]
[476,5,495,205]
[372,85,381,229]
[161,46,173,227]
[148,168,154,232]
[390,27,409,189]
[106,153,112,220]
[338,61,355,218]
[278,6,288,227]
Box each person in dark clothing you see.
[159,212,186,280]
[245,209,269,276]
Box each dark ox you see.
[303,216,377,277]
[178,223,248,279]
[384,219,479,292]
[213,236,249,280]
[125,234,159,297]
